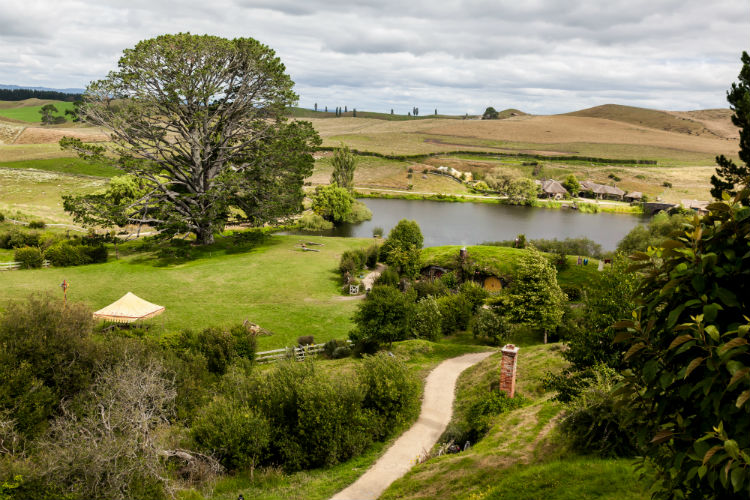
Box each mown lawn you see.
[0,234,376,350]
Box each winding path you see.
[330,351,493,500]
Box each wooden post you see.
[499,344,519,398]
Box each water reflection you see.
[287,198,647,250]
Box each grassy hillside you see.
[565,104,709,135]
[0,157,119,177]
[0,99,75,123]
[380,344,651,500]
[290,107,467,121]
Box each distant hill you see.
[495,108,527,119]
[564,103,733,138]
[290,107,471,121]
[0,84,84,94]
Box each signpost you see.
[60,279,69,305]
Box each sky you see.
[0,0,748,115]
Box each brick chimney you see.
[499,344,519,397]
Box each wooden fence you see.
[0,260,51,271]
[256,340,353,364]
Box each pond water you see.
[291,198,648,250]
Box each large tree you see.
[329,145,357,190]
[61,33,320,244]
[710,51,750,201]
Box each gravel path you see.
[330,351,494,500]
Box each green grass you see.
[421,245,528,277]
[0,101,75,123]
[0,157,119,177]
[480,458,651,500]
[0,234,376,350]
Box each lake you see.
[293,198,648,250]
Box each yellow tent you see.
[93,292,165,323]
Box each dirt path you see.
[330,351,493,500]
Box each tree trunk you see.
[196,227,215,245]
[544,330,548,344]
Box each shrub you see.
[298,213,333,231]
[459,281,489,312]
[27,220,46,229]
[0,212,4,222]
[359,353,420,439]
[662,181,672,188]
[374,267,399,287]
[412,296,442,341]
[350,286,416,346]
[14,246,43,269]
[44,241,87,266]
[380,220,423,262]
[559,367,637,457]
[332,346,351,359]
[345,201,373,223]
[311,184,353,223]
[176,325,256,375]
[297,335,314,346]
[552,250,569,271]
[191,398,271,471]
[462,391,526,442]
[472,308,511,345]
[338,254,357,276]
[365,244,379,268]
[413,278,448,300]
[560,284,582,302]
[372,226,384,238]
[0,229,39,249]
[438,271,460,289]
[437,294,472,334]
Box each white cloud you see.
[0,0,746,113]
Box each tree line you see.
[0,88,81,102]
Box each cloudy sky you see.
[0,0,747,114]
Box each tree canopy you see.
[330,145,357,190]
[482,107,499,120]
[61,33,320,244]
[710,51,750,201]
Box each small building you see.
[681,199,710,215]
[580,180,625,201]
[421,265,451,280]
[625,191,643,202]
[539,179,569,199]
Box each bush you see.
[459,281,489,312]
[438,271,460,289]
[0,212,4,222]
[552,250,569,271]
[662,181,672,188]
[463,391,526,441]
[560,284,582,302]
[559,367,637,457]
[413,278,448,300]
[14,246,43,269]
[374,267,399,287]
[44,240,87,266]
[472,308,511,345]
[80,244,108,263]
[311,184,353,223]
[412,296,442,341]
[191,398,271,471]
[350,285,416,346]
[0,229,39,249]
[27,220,46,229]
[359,353,420,439]
[437,294,472,334]
[365,244,379,268]
[176,325,256,375]
[372,226,384,238]
[298,213,333,231]
[332,346,351,359]
[345,201,372,223]
[297,335,314,346]
[339,249,366,275]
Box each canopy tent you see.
[93,292,165,323]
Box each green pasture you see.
[0,234,374,350]
[0,157,119,177]
[0,100,75,123]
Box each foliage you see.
[412,296,443,341]
[484,167,520,193]
[617,212,690,254]
[26,221,45,229]
[60,33,320,244]
[459,281,489,312]
[372,226,384,238]
[0,295,97,438]
[413,278,448,300]
[374,267,400,287]
[381,219,423,255]
[711,51,750,201]
[174,325,256,375]
[384,244,422,278]
[472,308,511,346]
[311,184,353,223]
[13,247,43,269]
[345,200,373,223]
[359,353,420,439]
[505,178,540,206]
[437,293,473,335]
[350,285,416,346]
[37,356,176,500]
[365,244,380,268]
[464,391,525,441]
[44,240,107,267]
[618,189,750,500]
[0,229,39,249]
[482,107,499,120]
[563,174,580,196]
[297,213,333,231]
[559,365,638,457]
[330,145,357,190]
[191,398,271,471]
[491,248,565,334]
[38,104,58,125]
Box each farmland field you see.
[0,100,75,123]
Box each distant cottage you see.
[580,180,625,201]
[538,179,569,199]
